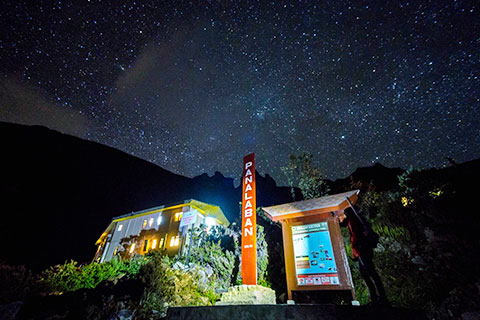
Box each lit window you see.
[174,212,182,222]
[113,246,119,256]
[152,239,157,249]
[118,224,123,231]
[206,217,216,228]
[142,220,147,228]
[170,235,180,247]
[159,238,164,249]
[157,215,162,225]
[143,240,148,252]
[149,218,154,227]
[129,243,135,253]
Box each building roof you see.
[95,199,229,245]
[262,190,360,222]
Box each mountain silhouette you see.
[0,122,293,270]
[2,122,479,271]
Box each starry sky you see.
[1,1,479,185]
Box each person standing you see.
[338,207,389,306]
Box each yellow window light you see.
[169,235,180,247]
[129,243,135,253]
[159,238,164,249]
[152,239,157,249]
[174,212,183,222]
[142,220,147,228]
[113,246,119,256]
[157,215,162,225]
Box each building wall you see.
[98,205,213,263]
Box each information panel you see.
[179,210,197,229]
[292,222,339,286]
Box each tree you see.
[281,152,330,200]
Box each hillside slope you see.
[0,122,294,269]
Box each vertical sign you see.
[241,153,257,285]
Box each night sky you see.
[1,1,479,185]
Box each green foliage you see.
[39,256,149,294]
[39,260,84,293]
[344,166,480,317]
[256,225,269,283]
[281,152,330,200]
[372,224,410,242]
[139,252,211,317]
[79,260,120,289]
[178,225,237,290]
[117,255,150,278]
[397,166,417,194]
[257,278,272,288]
[256,206,286,299]
[374,249,430,309]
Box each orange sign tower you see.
[241,153,257,285]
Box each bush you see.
[39,257,149,294]
[138,252,211,317]
[39,260,84,293]
[175,225,238,290]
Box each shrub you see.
[39,260,84,293]
[39,257,149,294]
[139,252,211,317]
[176,225,238,290]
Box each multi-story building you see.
[94,199,230,263]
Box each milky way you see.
[1,1,479,185]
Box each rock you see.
[109,308,134,320]
[0,301,23,320]
[216,285,276,305]
[172,261,188,271]
[462,311,480,320]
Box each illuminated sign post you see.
[241,153,257,285]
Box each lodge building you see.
[94,199,229,263]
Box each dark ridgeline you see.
[0,122,294,270]
[1,121,479,273]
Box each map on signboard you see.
[292,222,339,286]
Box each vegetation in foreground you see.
[0,223,270,319]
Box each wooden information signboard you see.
[262,190,359,301]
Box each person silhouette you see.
[338,207,389,306]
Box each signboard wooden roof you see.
[263,190,360,222]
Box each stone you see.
[109,309,134,320]
[0,301,23,320]
[216,285,276,305]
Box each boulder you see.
[216,285,276,305]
